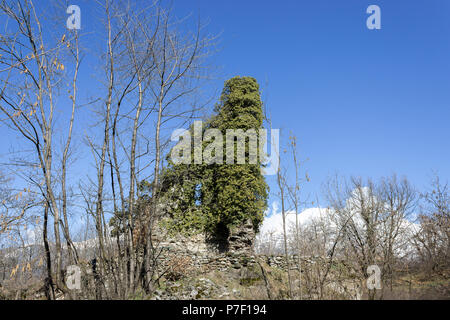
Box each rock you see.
[228,219,256,256]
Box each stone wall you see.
[153,221,306,277]
[155,232,257,276]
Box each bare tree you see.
[0,0,81,297]
[0,172,31,236]
[413,175,449,274]
[285,135,310,299]
[326,175,416,299]
[79,0,215,298]
[275,144,293,298]
[140,5,215,292]
[377,175,416,294]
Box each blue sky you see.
[1,0,449,222]
[172,0,450,209]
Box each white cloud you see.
[257,193,421,257]
[258,205,333,238]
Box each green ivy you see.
[159,76,269,238]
